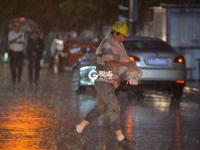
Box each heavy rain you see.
[0,0,200,150]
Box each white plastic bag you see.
[127,62,143,85]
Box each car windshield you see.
[80,53,96,65]
[124,40,174,52]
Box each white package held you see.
[127,63,143,85]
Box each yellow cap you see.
[111,21,128,37]
[12,22,21,28]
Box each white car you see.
[123,36,186,104]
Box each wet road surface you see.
[0,63,200,150]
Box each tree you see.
[0,0,200,33]
[58,0,118,32]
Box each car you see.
[122,36,186,104]
[66,43,97,66]
[71,52,97,92]
[71,36,186,105]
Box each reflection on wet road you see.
[0,98,54,150]
[73,90,200,150]
[0,64,199,150]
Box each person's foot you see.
[72,126,83,141]
[69,126,85,149]
[117,137,135,150]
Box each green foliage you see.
[58,0,118,32]
[0,0,199,32]
[0,0,118,32]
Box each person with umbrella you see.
[8,21,26,85]
[27,30,44,87]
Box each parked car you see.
[71,52,97,92]
[122,36,186,104]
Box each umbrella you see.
[9,17,39,32]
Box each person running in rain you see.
[8,22,25,85]
[27,30,44,87]
[74,21,135,149]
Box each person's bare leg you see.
[115,130,135,150]
[75,93,106,134]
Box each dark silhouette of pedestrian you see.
[27,30,44,86]
[8,22,25,84]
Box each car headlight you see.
[80,66,97,81]
[80,66,96,71]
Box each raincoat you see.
[95,32,129,88]
[95,32,142,87]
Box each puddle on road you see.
[0,98,55,150]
